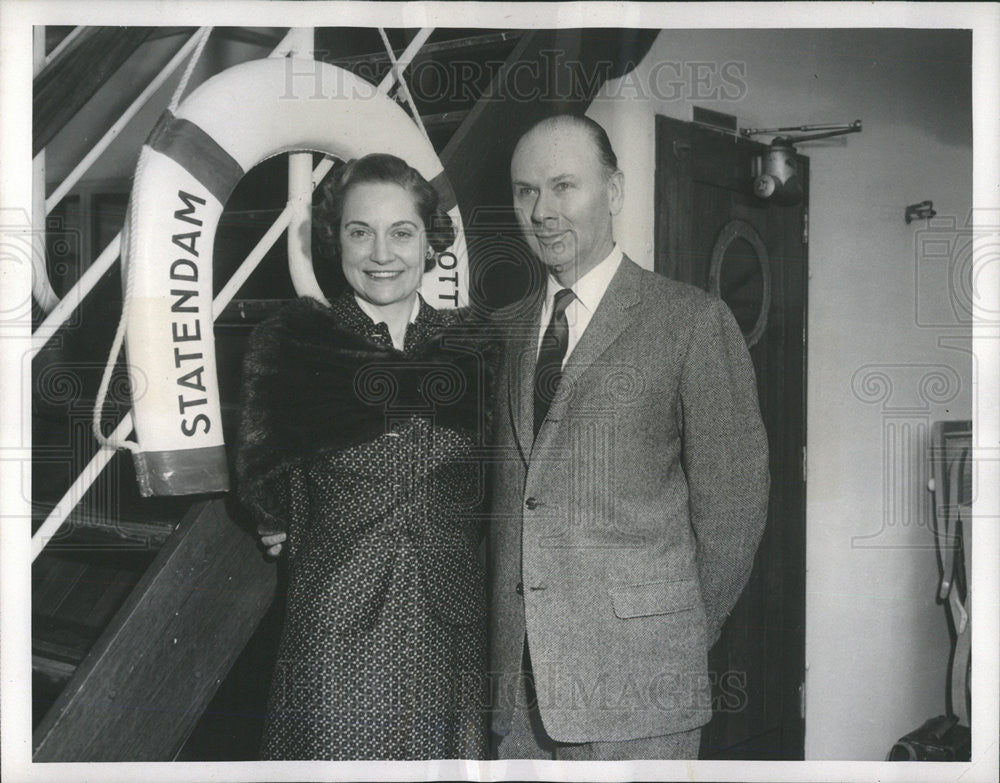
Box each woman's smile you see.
[340,182,427,314]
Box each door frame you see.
[654,112,808,760]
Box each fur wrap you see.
[235,296,496,533]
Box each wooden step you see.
[33,499,277,761]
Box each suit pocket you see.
[608,579,699,619]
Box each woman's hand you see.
[260,531,286,557]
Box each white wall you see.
[587,29,972,759]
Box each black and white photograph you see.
[1,2,998,781]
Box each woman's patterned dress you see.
[237,291,491,760]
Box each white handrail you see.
[377,28,434,93]
[43,26,84,68]
[32,32,432,560]
[32,29,272,355]
[35,29,205,314]
[46,29,208,215]
[33,27,60,313]
[378,28,432,144]
[31,415,134,560]
[30,234,122,359]
[268,27,307,59]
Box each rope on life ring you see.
[107,57,468,497]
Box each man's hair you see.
[517,114,620,178]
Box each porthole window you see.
[708,220,771,347]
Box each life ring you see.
[121,57,468,497]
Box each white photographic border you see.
[2,2,997,781]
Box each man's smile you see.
[535,230,570,245]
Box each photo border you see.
[2,2,997,781]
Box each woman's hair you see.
[314,153,456,276]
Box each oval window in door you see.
[708,219,771,347]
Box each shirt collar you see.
[545,244,624,312]
[353,292,421,326]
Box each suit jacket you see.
[489,256,770,743]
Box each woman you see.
[236,154,490,760]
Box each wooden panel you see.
[33,499,277,761]
[654,123,693,282]
[655,115,807,760]
[34,27,154,155]
[32,556,86,616]
[82,568,138,628]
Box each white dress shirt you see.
[536,244,624,366]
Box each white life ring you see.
[122,57,468,496]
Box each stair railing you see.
[31,26,435,561]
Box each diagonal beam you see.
[34,27,154,156]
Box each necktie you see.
[534,288,576,437]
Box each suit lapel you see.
[542,257,643,430]
[507,296,544,464]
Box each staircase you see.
[31,24,657,760]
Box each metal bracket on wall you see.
[905,200,936,224]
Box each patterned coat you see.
[236,292,493,760]
[489,256,770,743]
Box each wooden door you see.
[655,114,807,759]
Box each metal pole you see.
[285,28,327,302]
[33,26,59,313]
[268,27,300,59]
[377,28,433,93]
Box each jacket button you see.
[515,582,524,595]
[525,497,538,510]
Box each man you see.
[489,114,770,760]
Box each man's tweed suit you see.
[489,255,770,743]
